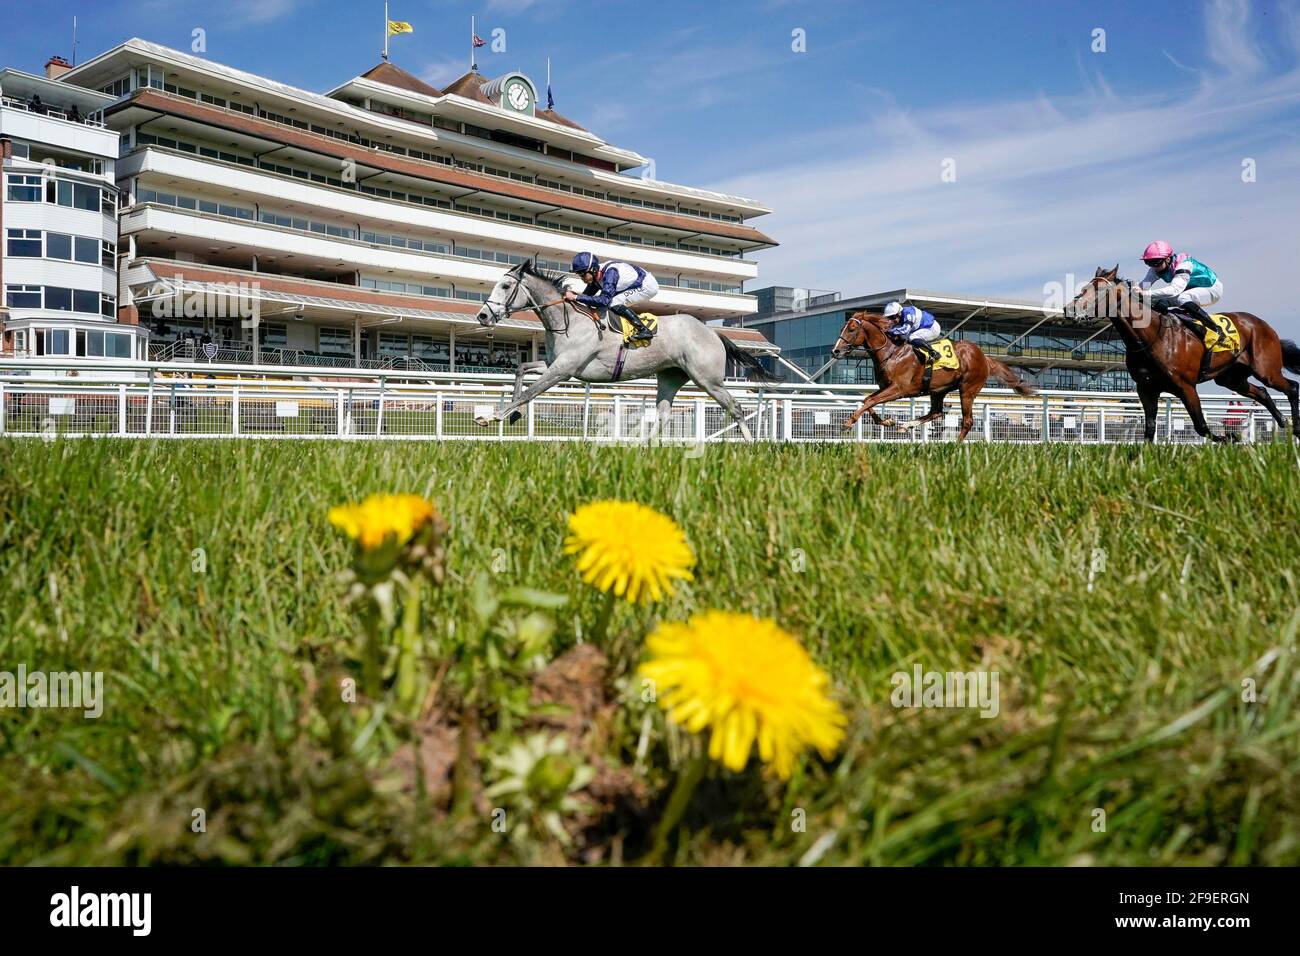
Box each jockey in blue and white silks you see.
[883,301,942,363]
[564,252,659,342]
[1136,240,1222,334]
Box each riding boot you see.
[913,341,939,366]
[1176,300,1213,342]
[615,305,654,343]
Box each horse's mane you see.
[521,259,580,293]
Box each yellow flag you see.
[387,20,413,37]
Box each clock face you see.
[506,82,531,111]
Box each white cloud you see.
[711,0,1300,337]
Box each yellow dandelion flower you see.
[563,500,694,604]
[640,611,845,780]
[328,493,437,551]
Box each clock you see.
[505,80,532,112]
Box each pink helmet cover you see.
[1141,240,1174,262]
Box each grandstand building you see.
[736,286,1131,391]
[1,61,147,361]
[8,38,775,369]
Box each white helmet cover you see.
[883,301,903,317]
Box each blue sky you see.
[3,0,1298,334]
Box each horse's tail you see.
[1281,339,1300,375]
[719,333,782,384]
[986,357,1037,396]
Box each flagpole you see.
[383,1,389,61]
[470,16,476,72]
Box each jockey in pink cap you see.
[1135,241,1223,337]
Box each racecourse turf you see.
[1,438,1298,865]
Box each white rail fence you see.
[0,360,1282,444]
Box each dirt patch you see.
[529,643,610,736]
[388,711,460,805]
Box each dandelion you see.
[642,610,845,779]
[639,610,845,863]
[328,493,447,710]
[328,493,438,552]
[563,500,694,605]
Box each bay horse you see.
[831,310,1036,441]
[1066,266,1300,443]
[474,259,778,441]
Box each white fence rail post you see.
[118,384,127,435]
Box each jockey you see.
[1136,241,1222,336]
[564,252,658,343]
[883,301,942,364]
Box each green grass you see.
[1,438,1298,865]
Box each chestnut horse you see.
[1066,266,1300,443]
[831,310,1036,441]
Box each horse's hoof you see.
[507,410,522,425]
[474,415,495,428]
[880,418,897,428]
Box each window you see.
[106,332,132,358]
[46,233,72,260]
[6,174,42,202]
[46,329,71,355]
[377,332,409,357]
[101,188,117,215]
[5,285,42,308]
[46,287,73,311]
[86,330,105,356]
[319,327,352,355]
[74,183,99,211]
[102,240,116,268]
[74,289,99,314]
[6,229,41,257]
[10,142,31,159]
[101,294,117,318]
[74,237,99,264]
[257,323,287,348]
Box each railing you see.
[1,95,107,128]
[129,89,752,240]
[145,342,495,373]
[0,359,1278,445]
[123,198,750,298]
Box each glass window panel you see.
[46,287,73,311]
[46,233,72,260]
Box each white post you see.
[435,392,444,439]
[1098,407,1106,444]
[695,398,706,445]
[1248,412,1256,444]
[118,384,127,435]
[449,328,456,372]
[612,395,622,442]
[0,382,6,435]
[783,398,793,442]
[983,402,991,442]
[527,398,535,438]
[145,369,154,435]
[376,377,386,436]
[337,388,346,436]
[232,386,240,436]
[582,382,591,438]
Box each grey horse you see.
[473,259,778,440]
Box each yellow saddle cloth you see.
[1204,313,1241,354]
[615,312,659,348]
[930,338,960,371]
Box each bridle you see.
[835,313,895,360]
[479,267,576,334]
